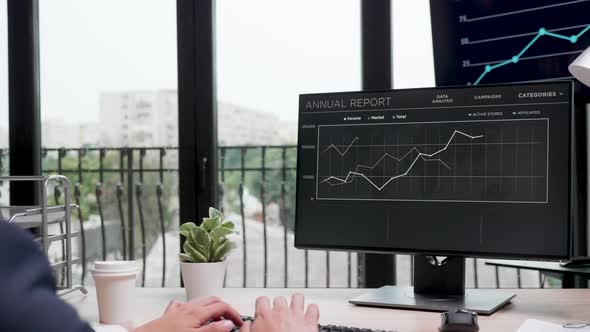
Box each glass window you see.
[392,0,435,89]
[39,0,179,287]
[40,1,177,148]
[216,0,361,288]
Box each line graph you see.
[320,130,483,191]
[322,137,359,156]
[431,0,590,87]
[472,25,590,85]
[316,119,549,203]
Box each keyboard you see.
[234,315,396,332]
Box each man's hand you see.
[132,296,243,332]
[241,294,319,332]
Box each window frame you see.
[7,0,396,287]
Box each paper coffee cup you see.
[92,261,138,326]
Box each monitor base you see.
[350,256,515,315]
[349,286,515,315]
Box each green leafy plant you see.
[179,207,237,263]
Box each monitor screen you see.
[295,82,573,260]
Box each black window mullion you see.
[176,0,218,252]
[7,0,42,206]
[360,0,396,288]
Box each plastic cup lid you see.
[92,261,138,275]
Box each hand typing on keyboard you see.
[239,294,319,332]
[133,293,392,332]
[132,296,243,332]
[235,295,395,332]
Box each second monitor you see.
[295,81,574,314]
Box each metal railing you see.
[41,147,177,287]
[218,146,357,288]
[0,146,552,288]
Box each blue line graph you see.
[472,25,590,85]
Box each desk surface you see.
[67,287,590,332]
[486,259,590,275]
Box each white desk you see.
[67,287,590,332]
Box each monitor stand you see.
[349,255,515,315]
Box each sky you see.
[0,0,435,131]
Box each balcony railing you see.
[0,147,555,288]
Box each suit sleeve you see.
[0,221,95,332]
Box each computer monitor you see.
[295,81,574,314]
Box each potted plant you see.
[179,207,237,300]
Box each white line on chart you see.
[322,137,359,156]
[320,130,484,191]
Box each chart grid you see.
[315,119,549,203]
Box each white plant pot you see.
[180,260,227,300]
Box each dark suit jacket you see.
[0,221,94,332]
